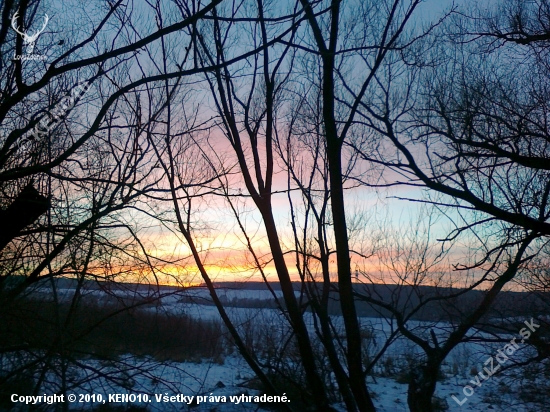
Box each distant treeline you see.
[179,282,550,323]
[14,277,550,323]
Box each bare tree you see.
[0,0,281,404]
[171,1,445,411]
[0,0,241,294]
[354,210,540,411]
[334,0,550,409]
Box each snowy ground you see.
[19,285,546,411]
[59,356,265,412]
[26,355,535,412]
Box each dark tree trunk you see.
[319,2,376,407]
[325,135,376,412]
[0,184,49,252]
[261,208,334,411]
[407,359,440,412]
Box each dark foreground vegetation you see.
[0,295,224,362]
[0,291,226,410]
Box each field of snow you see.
[18,285,546,411]
[14,354,533,412]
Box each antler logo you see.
[11,12,49,54]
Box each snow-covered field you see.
[15,285,547,411]
[12,354,535,412]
